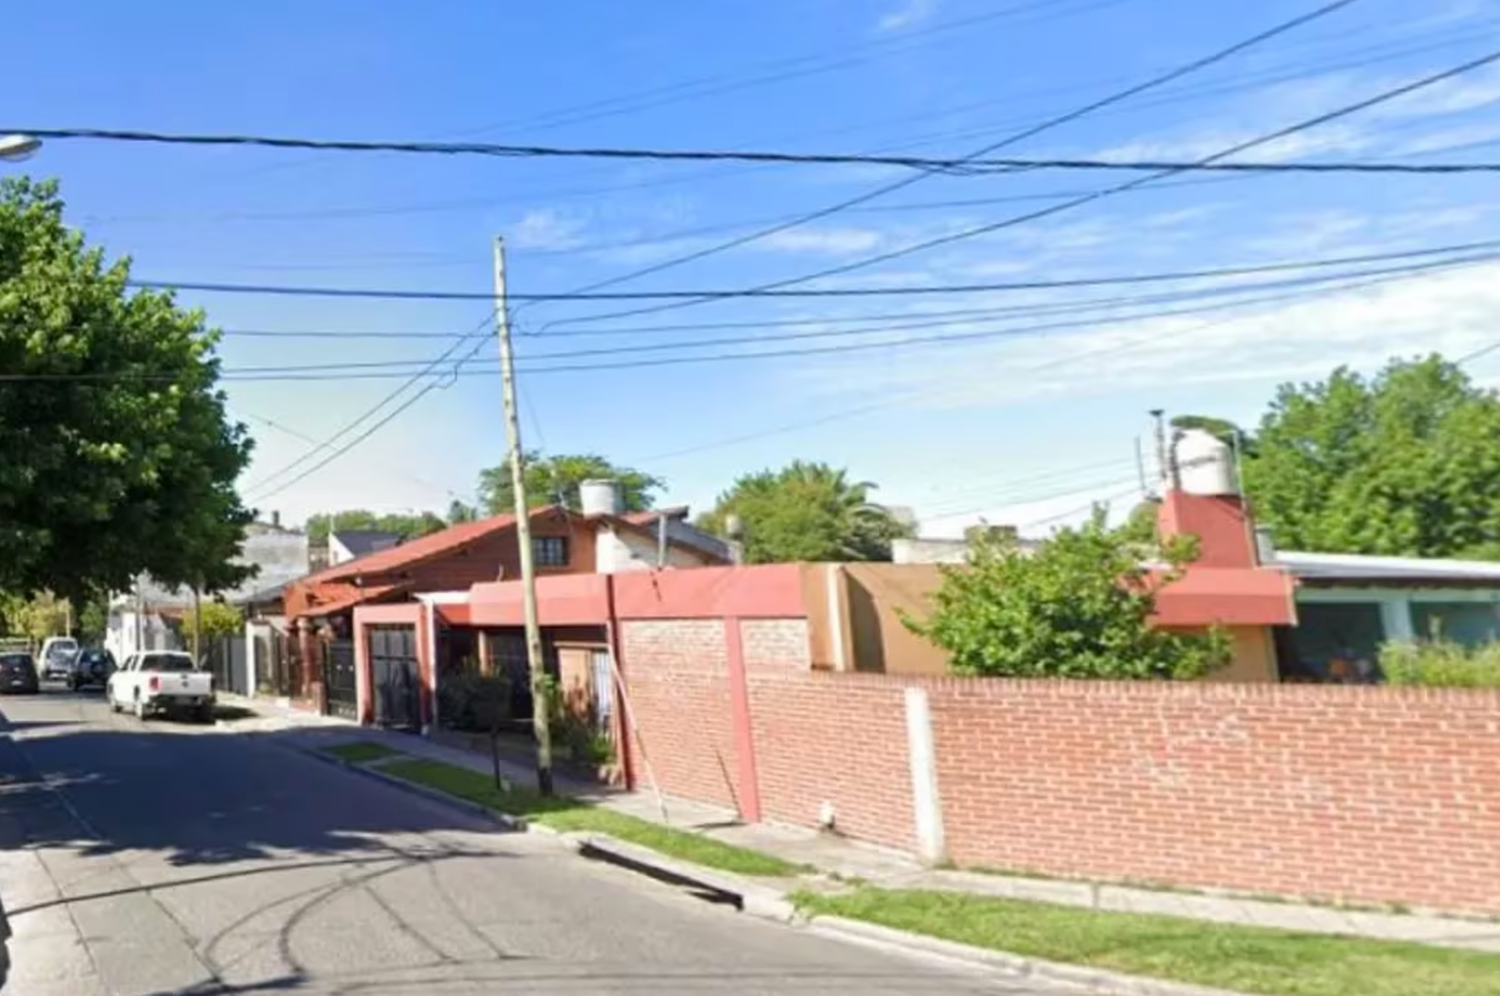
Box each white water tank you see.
[1173,429,1238,496]
[579,479,624,517]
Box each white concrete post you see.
[244,620,258,696]
[904,686,946,865]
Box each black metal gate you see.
[205,637,251,696]
[324,640,357,720]
[369,625,422,731]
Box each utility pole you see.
[493,236,555,797]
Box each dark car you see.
[0,652,39,695]
[71,648,116,690]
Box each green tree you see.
[697,461,910,563]
[447,499,479,524]
[907,510,1226,679]
[478,452,663,515]
[1243,355,1500,558]
[197,601,243,641]
[0,178,253,601]
[305,509,447,545]
[0,592,71,642]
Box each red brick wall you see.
[619,619,741,809]
[750,672,916,850]
[929,681,1500,915]
[620,613,1500,915]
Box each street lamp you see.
[0,134,42,162]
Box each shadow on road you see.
[0,709,518,871]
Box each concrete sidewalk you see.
[245,706,1500,955]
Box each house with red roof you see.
[281,482,731,724]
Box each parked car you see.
[0,652,39,695]
[70,648,116,691]
[38,636,80,682]
[107,651,216,722]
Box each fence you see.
[618,615,1500,918]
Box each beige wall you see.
[841,563,949,676]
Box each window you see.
[534,536,570,567]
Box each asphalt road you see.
[0,689,1060,995]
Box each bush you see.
[907,509,1228,680]
[438,672,513,732]
[1380,640,1500,688]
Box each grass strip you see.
[380,757,804,878]
[795,888,1500,996]
[319,741,403,764]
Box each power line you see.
[246,329,499,505]
[631,247,1498,465]
[24,247,1495,387]
[22,124,1500,175]
[232,408,466,503]
[128,236,1500,303]
[86,10,1476,234]
[530,0,1362,307]
[562,43,1500,328]
[195,250,1500,372]
[238,313,495,496]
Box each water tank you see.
[579,479,624,517]
[1173,429,1238,495]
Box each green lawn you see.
[319,741,403,764]
[379,758,805,878]
[795,889,1500,996]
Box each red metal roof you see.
[306,513,523,584]
[304,583,406,618]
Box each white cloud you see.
[757,227,884,256]
[509,209,589,251]
[787,259,1500,413]
[877,0,937,33]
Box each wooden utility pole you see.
[493,236,555,796]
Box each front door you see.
[369,625,421,731]
[324,640,357,719]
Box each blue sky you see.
[11,0,1500,536]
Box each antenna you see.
[1149,409,1169,493]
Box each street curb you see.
[805,915,1255,996]
[562,832,796,922]
[294,746,528,832]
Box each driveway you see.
[0,691,1053,994]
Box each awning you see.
[1153,568,1296,628]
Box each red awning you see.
[436,603,473,626]
[1153,568,1296,628]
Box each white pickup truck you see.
[107,651,216,722]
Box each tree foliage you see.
[0,178,254,600]
[197,600,243,641]
[1243,356,1500,559]
[697,460,910,563]
[907,510,1227,679]
[304,509,447,545]
[0,592,71,642]
[478,452,663,515]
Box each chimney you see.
[579,479,624,517]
